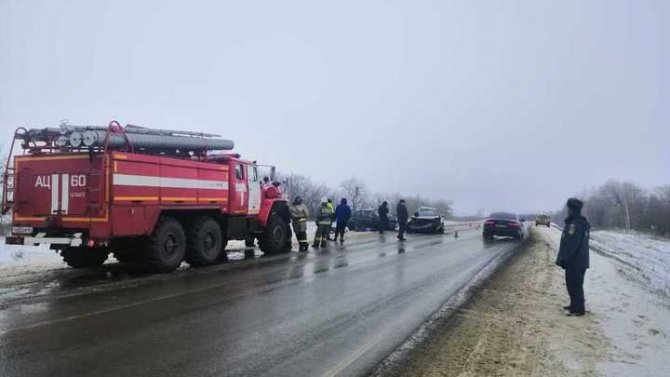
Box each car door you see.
[246,165,261,215]
[229,162,248,215]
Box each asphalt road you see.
[0,229,522,377]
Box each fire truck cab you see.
[2,122,292,272]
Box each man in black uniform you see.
[378,201,389,234]
[396,199,408,241]
[555,197,591,316]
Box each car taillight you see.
[508,221,520,227]
[484,220,495,226]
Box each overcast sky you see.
[1,0,668,215]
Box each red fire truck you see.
[2,121,292,272]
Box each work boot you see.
[320,241,327,247]
[312,243,320,249]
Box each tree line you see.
[551,180,670,236]
[278,173,453,220]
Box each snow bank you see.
[0,237,65,270]
[543,228,670,376]
[590,230,670,297]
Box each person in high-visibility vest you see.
[313,197,334,248]
[326,198,335,240]
[289,196,310,252]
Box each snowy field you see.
[590,230,670,298]
[544,228,670,376]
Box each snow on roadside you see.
[543,228,670,376]
[0,236,65,271]
[589,230,670,298]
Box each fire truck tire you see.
[185,216,223,267]
[61,247,109,268]
[144,216,186,272]
[258,215,290,255]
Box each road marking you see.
[321,336,381,377]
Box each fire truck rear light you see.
[86,239,96,247]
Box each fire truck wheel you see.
[61,247,109,268]
[258,215,290,255]
[145,216,186,272]
[186,216,223,267]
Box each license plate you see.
[495,224,507,228]
[12,226,33,235]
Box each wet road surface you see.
[0,230,521,377]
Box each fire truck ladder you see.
[84,121,134,215]
[1,128,28,215]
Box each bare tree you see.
[340,177,368,212]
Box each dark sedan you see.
[348,209,397,231]
[483,212,526,241]
[407,207,445,234]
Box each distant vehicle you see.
[348,209,397,231]
[535,214,551,227]
[483,212,526,241]
[407,207,445,234]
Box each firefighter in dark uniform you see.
[289,196,310,252]
[556,197,591,316]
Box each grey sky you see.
[1,0,668,215]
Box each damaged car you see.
[407,207,445,234]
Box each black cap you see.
[566,197,583,209]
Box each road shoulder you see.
[386,227,609,377]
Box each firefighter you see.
[555,197,591,316]
[396,199,408,241]
[289,196,310,252]
[313,197,334,248]
[378,201,389,234]
[326,198,335,241]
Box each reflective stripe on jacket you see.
[289,203,309,232]
[317,205,334,225]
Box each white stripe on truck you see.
[61,173,69,214]
[51,174,59,214]
[113,174,229,190]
